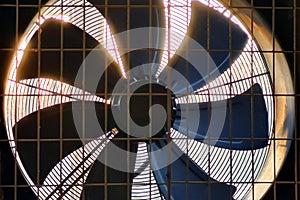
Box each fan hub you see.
[113,82,176,139]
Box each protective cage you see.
[0,0,298,200]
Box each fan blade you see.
[83,131,138,200]
[120,0,164,72]
[5,78,107,128]
[147,139,236,200]
[171,128,269,199]
[168,2,248,93]
[175,38,271,104]
[38,128,118,200]
[173,83,269,150]
[8,0,126,82]
[131,143,164,200]
[57,0,126,78]
[155,0,192,77]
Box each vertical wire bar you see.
[104,1,108,199]
[37,0,42,197]
[207,2,211,199]
[82,0,87,199]
[293,0,298,199]
[249,1,255,199]
[185,2,190,200]
[127,1,131,199]
[228,1,233,199]
[166,1,172,199]
[272,0,277,199]
[14,0,19,199]
[59,0,64,198]
[149,1,153,198]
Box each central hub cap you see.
[130,84,167,126]
[111,81,176,139]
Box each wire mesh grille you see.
[0,0,299,199]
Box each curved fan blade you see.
[131,143,164,200]
[147,139,236,200]
[121,0,164,71]
[173,83,269,150]
[155,0,192,77]
[160,1,247,91]
[175,38,271,104]
[55,0,126,78]
[190,1,247,76]
[83,132,138,200]
[171,128,269,199]
[39,129,118,200]
[9,0,126,80]
[14,101,113,189]
[5,78,107,127]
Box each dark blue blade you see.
[16,20,99,84]
[124,4,165,70]
[169,2,248,91]
[84,140,138,200]
[118,0,165,71]
[147,140,236,200]
[173,83,269,150]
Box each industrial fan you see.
[3,0,294,199]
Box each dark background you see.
[0,0,299,199]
